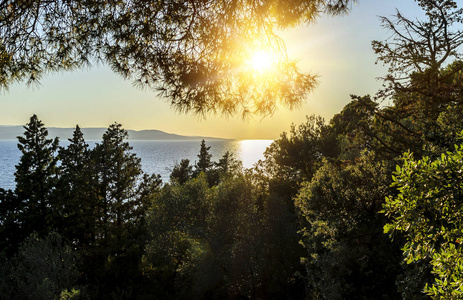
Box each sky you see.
[0,0,423,140]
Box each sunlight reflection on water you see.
[0,139,274,189]
[236,140,273,169]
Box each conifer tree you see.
[170,159,193,184]
[215,151,242,176]
[195,139,212,175]
[91,123,143,238]
[14,114,59,238]
[86,123,160,297]
[56,125,94,245]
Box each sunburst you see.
[248,50,277,73]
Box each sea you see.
[0,139,273,190]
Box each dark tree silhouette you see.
[170,159,193,185]
[195,139,212,174]
[14,114,59,237]
[56,125,94,245]
[86,123,162,296]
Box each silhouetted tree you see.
[373,0,463,104]
[55,125,95,246]
[371,0,463,153]
[215,151,242,177]
[195,140,212,175]
[170,159,193,185]
[14,114,59,238]
[84,123,161,298]
[91,123,143,240]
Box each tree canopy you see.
[372,0,463,104]
[383,144,463,298]
[0,0,353,116]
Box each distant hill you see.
[0,126,227,141]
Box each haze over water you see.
[0,139,273,190]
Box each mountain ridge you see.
[0,125,228,141]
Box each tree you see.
[214,151,242,178]
[14,114,59,238]
[145,170,305,299]
[85,122,162,298]
[8,232,80,300]
[144,174,212,298]
[207,151,243,187]
[383,143,463,298]
[0,188,22,256]
[295,153,402,299]
[344,94,427,160]
[347,1,463,160]
[263,115,332,186]
[372,0,463,118]
[170,159,193,185]
[91,123,144,239]
[194,139,212,175]
[55,125,95,245]
[0,0,354,116]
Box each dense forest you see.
[1,0,463,299]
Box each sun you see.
[248,50,277,73]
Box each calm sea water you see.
[0,140,273,190]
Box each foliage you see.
[143,174,212,297]
[370,0,463,158]
[429,102,463,153]
[0,188,23,256]
[383,142,463,298]
[209,150,243,186]
[194,139,213,174]
[328,95,384,159]
[170,159,193,185]
[91,123,144,236]
[214,150,242,178]
[81,123,162,298]
[145,165,305,298]
[0,116,165,298]
[55,125,94,246]
[14,114,59,238]
[295,153,402,299]
[263,115,332,184]
[0,0,357,116]
[396,260,433,300]
[2,1,463,297]
[372,0,463,105]
[8,232,80,300]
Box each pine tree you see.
[170,159,193,184]
[56,125,94,245]
[1,0,347,116]
[215,151,242,176]
[195,139,212,174]
[91,123,143,239]
[14,114,59,237]
[86,123,160,297]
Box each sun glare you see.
[249,50,276,73]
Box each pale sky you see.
[0,0,422,140]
